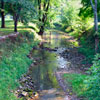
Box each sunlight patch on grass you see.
[0,20,31,36]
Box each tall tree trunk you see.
[1,0,5,28]
[38,1,50,36]
[94,0,99,53]
[14,14,18,32]
[39,26,44,36]
[90,0,99,53]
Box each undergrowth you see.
[83,54,100,100]
[78,36,95,64]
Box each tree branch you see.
[90,0,95,10]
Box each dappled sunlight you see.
[18,28,31,31]
[31,29,42,41]
[43,30,79,48]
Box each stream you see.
[29,31,73,100]
[18,30,77,100]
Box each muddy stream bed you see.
[16,31,80,100]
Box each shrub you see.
[84,54,100,100]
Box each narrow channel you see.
[29,31,70,100]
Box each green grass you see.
[0,20,32,36]
[63,73,87,97]
[0,34,39,100]
[78,37,95,64]
[0,20,37,57]
[0,40,37,100]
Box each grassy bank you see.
[63,53,100,100]
[63,73,87,97]
[0,21,39,100]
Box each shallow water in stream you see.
[29,31,72,100]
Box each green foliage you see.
[83,54,100,100]
[63,54,100,100]
[78,36,95,64]
[60,0,82,31]
[4,0,35,24]
[80,0,100,19]
[59,0,96,65]
[32,0,61,31]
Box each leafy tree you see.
[33,0,60,36]
[80,0,100,18]
[60,0,82,32]
[80,0,100,52]
[4,0,35,32]
[36,0,51,36]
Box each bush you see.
[84,54,100,100]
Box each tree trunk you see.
[94,0,99,53]
[38,1,50,36]
[95,36,99,53]
[90,0,99,53]
[38,0,42,21]
[1,0,5,28]
[14,14,18,32]
[38,26,44,36]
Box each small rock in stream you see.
[22,91,28,96]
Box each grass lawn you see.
[0,20,32,36]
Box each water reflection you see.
[43,31,78,48]
[31,48,59,90]
[30,30,73,99]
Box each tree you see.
[80,0,100,53]
[34,0,60,36]
[90,0,99,53]
[5,0,35,32]
[59,0,82,32]
[37,0,51,36]
[0,0,5,28]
